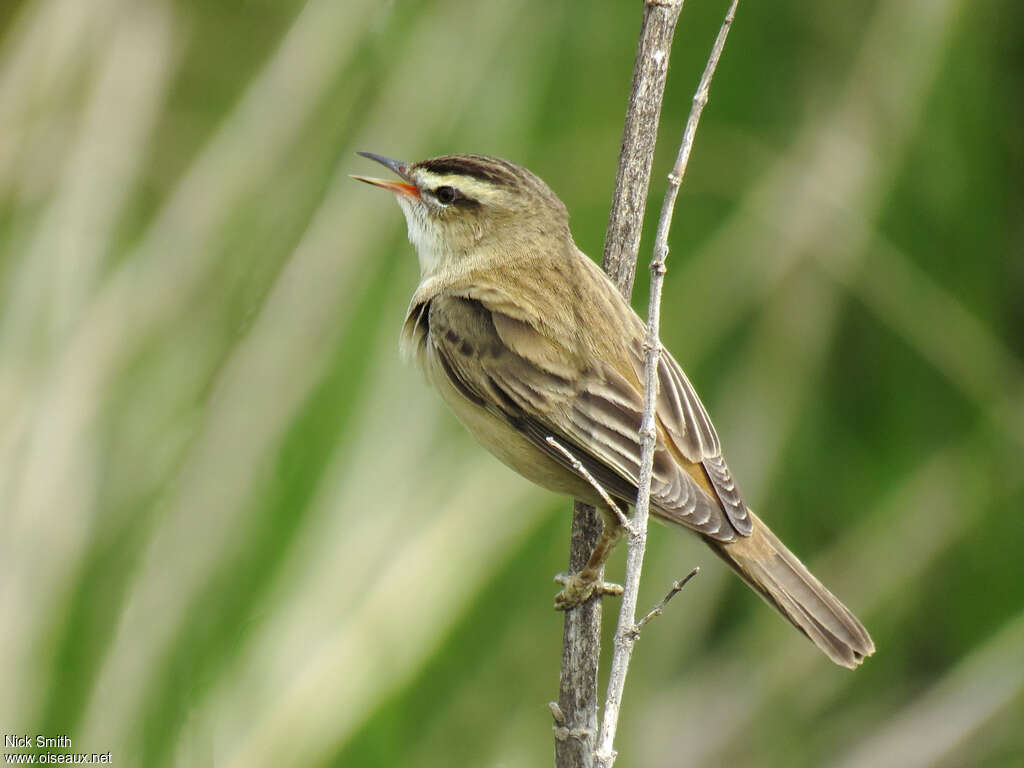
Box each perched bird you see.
[353,152,874,668]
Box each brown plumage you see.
[354,152,875,668]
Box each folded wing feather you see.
[425,291,743,542]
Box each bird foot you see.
[553,572,624,610]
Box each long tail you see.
[706,510,875,668]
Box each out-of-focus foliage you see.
[1,0,1022,766]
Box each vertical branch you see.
[601,0,686,296]
[594,2,740,766]
[556,3,684,767]
[555,2,685,766]
[553,506,604,768]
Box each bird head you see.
[352,152,570,279]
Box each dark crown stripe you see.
[416,155,519,188]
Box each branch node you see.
[613,627,635,650]
[554,726,595,744]
[549,701,566,725]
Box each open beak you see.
[351,151,421,199]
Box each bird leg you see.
[553,512,625,610]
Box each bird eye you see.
[434,186,458,204]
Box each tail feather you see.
[707,510,875,669]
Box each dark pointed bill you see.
[356,151,410,178]
[351,151,420,199]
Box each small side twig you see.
[594,2,740,766]
[634,568,700,634]
[545,437,633,533]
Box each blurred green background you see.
[2,0,1022,766]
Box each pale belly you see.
[423,346,603,506]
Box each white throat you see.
[397,196,446,279]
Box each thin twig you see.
[545,437,633,533]
[634,568,700,633]
[556,2,685,766]
[594,2,739,765]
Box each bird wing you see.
[626,342,753,536]
[425,291,740,542]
